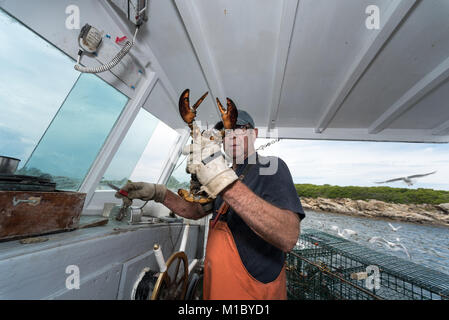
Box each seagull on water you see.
[388,222,402,232]
[368,236,411,260]
[331,226,358,239]
[374,171,436,186]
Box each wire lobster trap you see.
[286,229,449,300]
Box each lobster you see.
[177,89,238,206]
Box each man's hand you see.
[183,123,238,198]
[114,182,167,205]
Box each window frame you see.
[0,7,188,215]
[84,122,189,216]
[79,72,159,209]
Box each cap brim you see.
[236,120,254,128]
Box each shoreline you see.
[300,197,449,228]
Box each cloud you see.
[256,139,449,190]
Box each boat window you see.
[0,8,80,168]
[19,73,129,190]
[97,109,180,189]
[129,120,180,183]
[166,138,192,192]
[0,8,129,191]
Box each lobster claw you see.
[216,97,238,130]
[179,89,209,127]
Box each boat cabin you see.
[0,0,448,299]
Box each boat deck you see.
[0,216,202,299]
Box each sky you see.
[255,138,449,191]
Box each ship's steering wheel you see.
[150,251,189,300]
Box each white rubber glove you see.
[182,123,238,198]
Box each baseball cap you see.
[214,109,255,130]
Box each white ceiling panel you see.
[142,0,217,124]
[143,80,185,129]
[388,78,449,129]
[170,0,449,141]
[193,0,283,128]
[329,0,449,129]
[277,0,393,127]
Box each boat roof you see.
[2,0,449,143]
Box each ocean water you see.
[300,210,449,275]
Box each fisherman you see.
[115,110,305,300]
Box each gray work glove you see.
[114,182,167,205]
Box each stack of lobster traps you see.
[286,229,449,300]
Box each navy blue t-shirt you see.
[212,152,305,283]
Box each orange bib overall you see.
[203,220,287,300]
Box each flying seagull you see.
[368,237,411,260]
[388,222,402,232]
[331,226,358,239]
[374,171,436,186]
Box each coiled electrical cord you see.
[74,27,139,74]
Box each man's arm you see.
[115,182,209,221]
[221,180,300,252]
[162,189,210,220]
